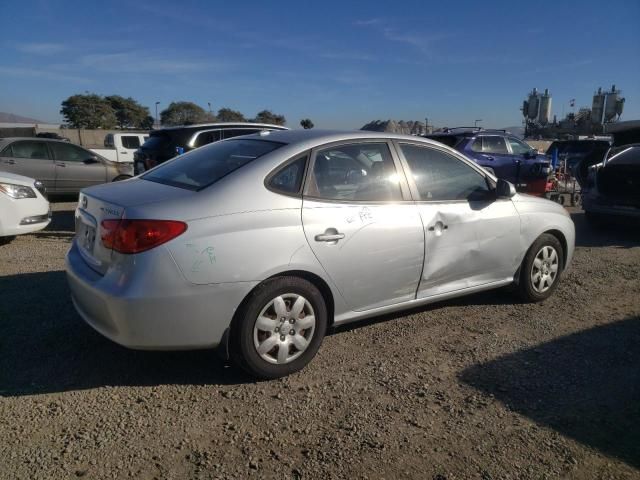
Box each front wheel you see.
[230,276,327,379]
[517,233,564,302]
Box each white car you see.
[0,171,50,243]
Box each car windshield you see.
[142,139,284,190]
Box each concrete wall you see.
[0,127,150,148]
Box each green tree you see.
[105,95,151,129]
[160,101,216,126]
[217,107,246,122]
[300,118,314,129]
[252,109,286,126]
[60,94,117,129]
[140,115,155,129]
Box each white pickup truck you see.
[90,133,148,164]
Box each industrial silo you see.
[527,88,540,120]
[591,87,606,125]
[538,89,552,125]
[603,85,621,123]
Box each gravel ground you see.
[1,201,639,480]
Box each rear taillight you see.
[100,219,187,254]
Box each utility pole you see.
[155,101,160,129]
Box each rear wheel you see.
[230,276,327,379]
[517,233,564,302]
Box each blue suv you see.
[425,128,551,196]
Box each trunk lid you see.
[74,178,194,275]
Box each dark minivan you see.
[134,123,288,175]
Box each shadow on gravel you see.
[0,271,252,397]
[459,316,640,469]
[571,211,640,248]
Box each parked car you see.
[577,143,640,225]
[66,130,575,379]
[425,128,552,196]
[91,133,148,164]
[133,123,288,174]
[0,171,50,244]
[0,138,133,195]
[35,132,71,142]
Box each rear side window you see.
[193,130,222,148]
[121,136,141,149]
[471,136,508,154]
[143,139,284,190]
[268,155,307,195]
[8,141,50,160]
[223,129,260,139]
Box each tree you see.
[60,94,117,129]
[140,115,155,130]
[105,95,151,129]
[300,118,314,129]
[160,101,216,126]
[217,108,246,122]
[252,110,286,126]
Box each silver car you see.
[0,137,132,194]
[66,130,575,378]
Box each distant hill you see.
[361,119,427,135]
[501,126,525,138]
[0,112,45,124]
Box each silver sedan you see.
[66,130,575,378]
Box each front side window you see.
[143,139,284,190]
[507,137,532,155]
[400,144,492,201]
[9,141,50,160]
[268,155,307,194]
[50,142,93,162]
[121,136,141,149]
[306,143,402,202]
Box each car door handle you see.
[315,230,345,242]
[483,155,494,161]
[120,151,128,154]
[428,222,448,232]
[4,159,15,165]
[56,162,66,167]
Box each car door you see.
[0,140,56,190]
[117,135,142,162]
[396,142,522,298]
[301,140,424,312]
[468,135,518,183]
[49,141,107,193]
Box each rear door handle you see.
[315,229,345,242]
[55,162,66,167]
[483,155,494,161]
[4,159,15,165]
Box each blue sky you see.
[1,0,638,128]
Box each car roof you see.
[0,136,77,145]
[155,122,289,132]
[238,129,451,150]
[426,128,515,138]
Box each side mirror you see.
[496,178,516,198]
[524,150,537,159]
[83,156,100,165]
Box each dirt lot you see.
[1,202,639,480]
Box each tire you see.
[517,233,564,303]
[230,276,328,379]
[112,175,131,182]
[0,235,16,246]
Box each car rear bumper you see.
[65,240,258,350]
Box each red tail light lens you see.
[100,219,187,254]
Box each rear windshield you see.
[142,139,284,190]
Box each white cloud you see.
[78,52,220,74]
[0,66,88,83]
